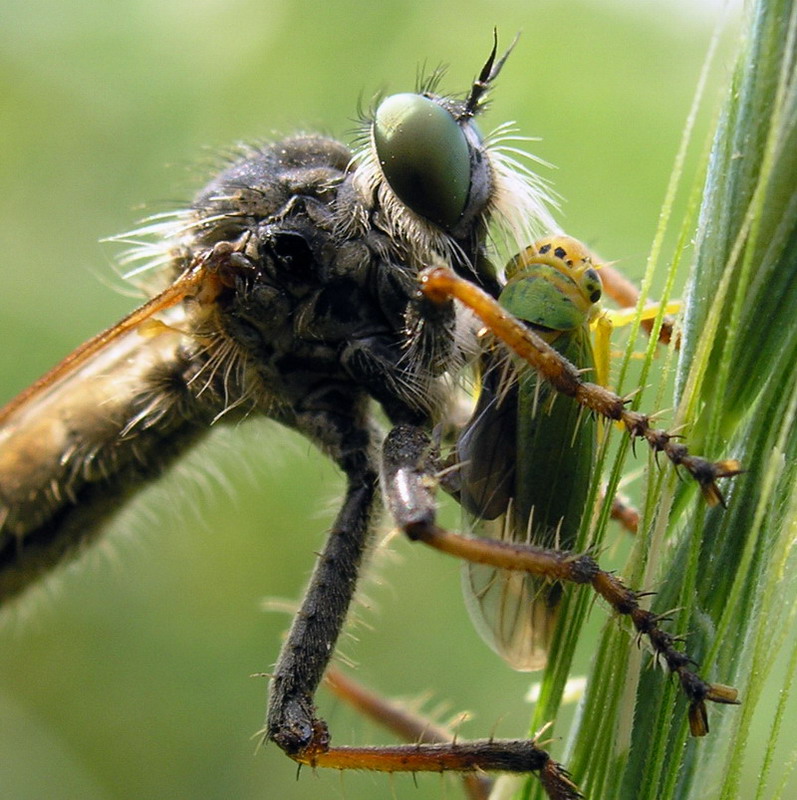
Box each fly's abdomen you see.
[0,321,217,603]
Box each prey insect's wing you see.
[460,331,597,671]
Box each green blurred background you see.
[0,1,742,798]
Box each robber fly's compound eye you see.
[373,93,472,230]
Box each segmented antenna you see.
[462,30,520,119]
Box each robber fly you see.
[0,36,739,799]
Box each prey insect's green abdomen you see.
[459,236,603,671]
[513,320,596,546]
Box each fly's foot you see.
[268,696,330,759]
[594,575,740,736]
[625,417,744,506]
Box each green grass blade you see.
[511,1,797,798]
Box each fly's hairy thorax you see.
[0,136,463,597]
[181,135,463,430]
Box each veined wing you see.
[0,263,228,601]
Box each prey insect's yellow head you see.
[506,235,603,301]
[503,234,603,326]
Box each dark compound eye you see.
[373,93,472,230]
[583,267,602,303]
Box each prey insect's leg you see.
[599,263,676,345]
[381,425,739,738]
[609,492,640,534]
[421,266,742,506]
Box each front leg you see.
[266,413,380,757]
[266,419,580,800]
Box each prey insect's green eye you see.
[373,93,472,229]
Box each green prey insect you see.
[458,235,606,672]
[413,243,742,748]
[334,235,740,799]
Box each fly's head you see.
[346,35,557,291]
[122,37,556,309]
